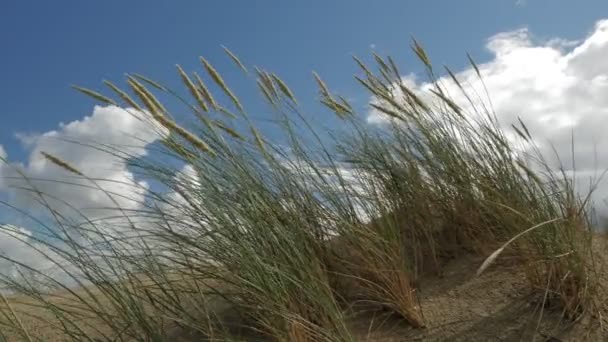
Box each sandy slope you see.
[351,254,606,341]
[1,252,606,341]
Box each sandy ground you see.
[349,254,607,341]
[1,253,606,341]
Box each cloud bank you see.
[0,106,165,282]
[369,19,608,213]
[2,105,162,220]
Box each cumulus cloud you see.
[368,19,608,213]
[0,105,168,280]
[0,225,52,271]
[156,164,203,232]
[2,105,163,221]
[0,224,68,290]
[0,223,126,290]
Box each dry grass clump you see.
[0,42,603,341]
[326,49,602,327]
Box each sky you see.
[2,1,608,275]
[2,0,608,156]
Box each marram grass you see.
[0,42,603,341]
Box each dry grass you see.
[0,42,605,341]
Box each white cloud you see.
[1,105,164,222]
[156,164,203,233]
[0,225,50,270]
[0,105,170,280]
[0,106,173,278]
[368,19,608,213]
[0,224,63,288]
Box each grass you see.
[0,42,604,341]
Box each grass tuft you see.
[0,44,604,341]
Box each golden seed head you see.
[201,57,244,113]
[153,114,216,157]
[250,125,267,155]
[193,72,218,111]
[257,79,277,106]
[177,65,209,112]
[312,72,331,97]
[213,120,245,141]
[72,86,117,106]
[132,73,167,91]
[127,78,162,117]
[103,80,142,111]
[271,74,297,104]
[222,45,248,74]
[40,152,84,176]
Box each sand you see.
[1,253,606,341]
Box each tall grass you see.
[332,50,601,323]
[0,43,602,341]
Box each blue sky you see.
[2,1,608,222]
[2,0,608,160]
[2,1,608,274]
